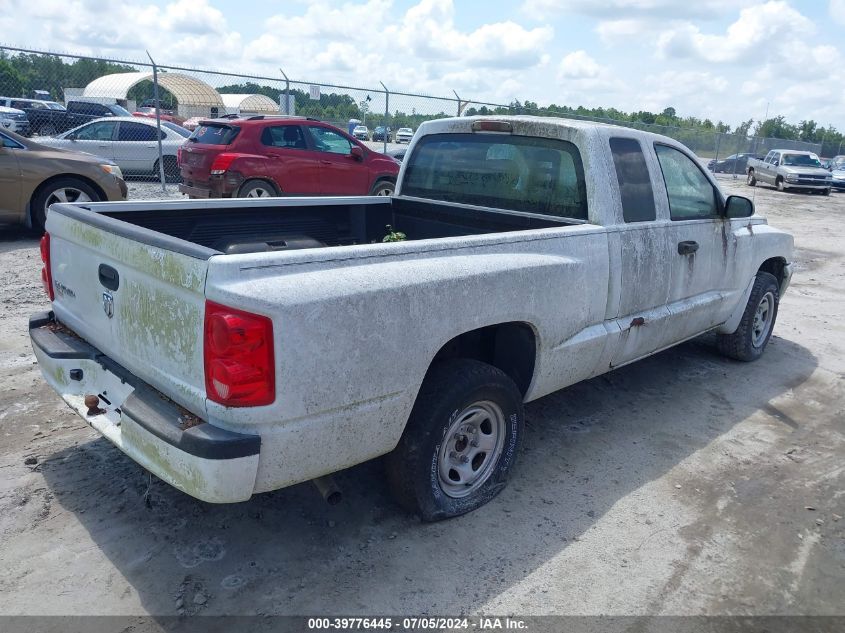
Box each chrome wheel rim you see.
[751,291,775,348]
[245,187,272,198]
[438,401,505,498]
[376,186,393,196]
[46,187,91,209]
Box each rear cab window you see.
[609,137,656,223]
[402,133,588,220]
[189,124,240,145]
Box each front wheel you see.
[386,359,524,521]
[746,170,756,186]
[717,272,780,362]
[39,123,58,137]
[776,177,786,192]
[31,178,100,232]
[821,188,831,196]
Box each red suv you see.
[178,116,400,198]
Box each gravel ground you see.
[0,175,842,623]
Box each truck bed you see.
[90,196,577,254]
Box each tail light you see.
[40,233,54,301]
[176,146,182,165]
[209,153,240,175]
[204,301,275,407]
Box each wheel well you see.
[29,174,107,222]
[431,323,537,397]
[759,257,786,287]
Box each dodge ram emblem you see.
[102,292,114,319]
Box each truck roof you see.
[417,115,684,147]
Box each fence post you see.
[146,51,166,192]
[713,132,721,165]
[279,68,290,115]
[380,81,389,154]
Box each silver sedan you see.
[38,116,189,180]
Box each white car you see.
[0,105,30,135]
[395,127,414,143]
[38,116,189,180]
[352,125,369,140]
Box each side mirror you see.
[773,160,779,166]
[66,133,77,141]
[350,146,364,160]
[725,195,754,219]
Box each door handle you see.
[320,160,332,165]
[678,240,699,255]
[266,153,282,158]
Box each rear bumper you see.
[29,312,260,503]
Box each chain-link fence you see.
[0,44,827,192]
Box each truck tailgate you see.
[46,205,210,417]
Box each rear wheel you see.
[822,188,831,196]
[370,180,394,196]
[31,178,100,232]
[386,359,524,521]
[238,180,278,198]
[746,170,756,186]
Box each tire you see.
[822,188,830,196]
[385,359,524,521]
[156,156,181,183]
[238,180,278,198]
[776,177,785,192]
[717,272,780,362]
[31,178,100,232]
[746,170,756,186]
[370,180,394,196]
[39,123,58,137]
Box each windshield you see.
[110,105,132,116]
[782,153,822,167]
[161,121,190,137]
[45,102,66,110]
[403,133,588,219]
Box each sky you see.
[1,0,844,130]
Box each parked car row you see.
[0,97,137,136]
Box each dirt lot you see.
[0,176,843,623]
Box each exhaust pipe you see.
[312,475,342,505]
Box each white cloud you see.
[558,51,604,79]
[656,1,813,64]
[389,0,553,68]
[596,19,656,43]
[522,0,753,20]
[832,0,845,24]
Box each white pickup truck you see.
[31,116,793,521]
[746,149,833,195]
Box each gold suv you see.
[0,128,127,231]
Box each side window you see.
[117,122,158,141]
[261,125,307,149]
[308,126,353,155]
[1,133,24,148]
[609,137,656,223]
[654,144,718,220]
[75,121,117,141]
